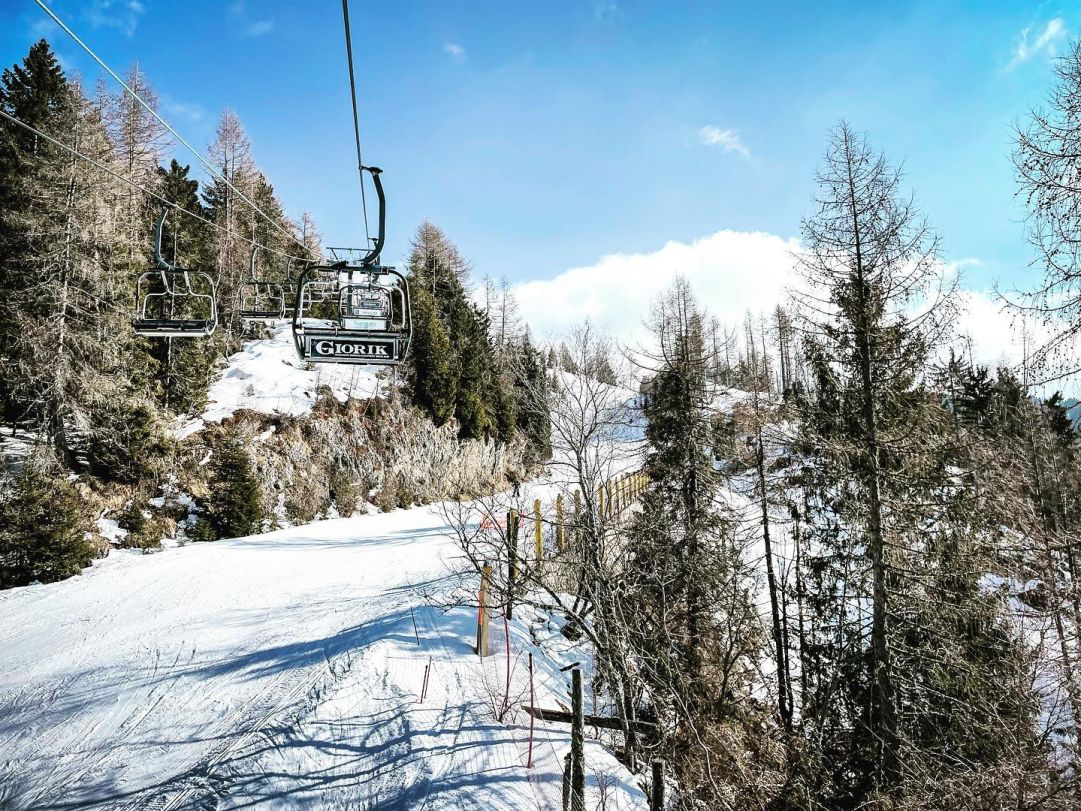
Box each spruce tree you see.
[149,159,218,415]
[203,434,263,540]
[0,465,93,587]
[626,279,761,802]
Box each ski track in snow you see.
[0,494,647,810]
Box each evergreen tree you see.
[0,465,93,588]
[148,159,218,414]
[404,221,500,439]
[203,434,262,540]
[513,330,551,463]
[0,40,72,433]
[626,279,762,804]
[407,283,456,425]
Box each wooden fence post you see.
[556,494,565,553]
[507,510,519,621]
[650,759,666,811]
[562,753,573,811]
[477,562,491,658]
[571,667,586,811]
[534,498,543,560]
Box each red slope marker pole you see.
[502,605,512,718]
[527,651,535,768]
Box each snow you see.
[0,492,648,809]
[176,321,389,438]
[95,517,128,546]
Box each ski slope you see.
[0,496,646,809]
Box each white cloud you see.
[699,125,751,160]
[161,95,207,124]
[243,19,274,37]
[514,229,797,349]
[443,42,466,62]
[512,232,1072,391]
[83,0,145,38]
[1007,18,1066,70]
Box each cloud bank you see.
[514,229,1035,377]
[514,229,797,348]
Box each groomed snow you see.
[177,321,388,439]
[0,489,647,810]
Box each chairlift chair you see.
[291,167,412,365]
[132,207,218,338]
[238,246,287,321]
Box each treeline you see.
[0,40,549,588]
[453,53,1081,811]
[405,221,550,464]
[612,76,1081,811]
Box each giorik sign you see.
[307,336,399,363]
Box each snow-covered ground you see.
[0,492,646,810]
[178,321,388,439]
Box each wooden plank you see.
[523,705,655,734]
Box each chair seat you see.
[240,309,284,319]
[133,318,213,337]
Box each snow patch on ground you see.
[95,517,128,546]
[176,321,390,438]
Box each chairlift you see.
[132,207,218,338]
[291,167,412,365]
[238,245,287,321]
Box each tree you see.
[0,465,93,588]
[0,40,73,433]
[626,279,764,802]
[793,121,955,796]
[405,221,500,439]
[203,434,262,539]
[1015,39,1081,382]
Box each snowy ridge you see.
[177,321,388,439]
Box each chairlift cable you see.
[0,108,310,263]
[341,0,370,245]
[34,0,310,256]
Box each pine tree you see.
[627,279,762,802]
[0,465,93,588]
[203,434,262,540]
[0,40,73,433]
[149,159,218,414]
[513,329,550,463]
[404,221,500,438]
[407,283,456,425]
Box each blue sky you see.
[0,0,1073,302]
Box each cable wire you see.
[34,0,310,255]
[0,108,310,263]
[341,0,370,245]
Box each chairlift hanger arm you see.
[154,206,173,271]
[359,166,385,266]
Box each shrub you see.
[330,470,359,518]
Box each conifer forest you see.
[2,3,1081,810]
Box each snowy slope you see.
[0,492,646,809]
[178,321,388,438]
